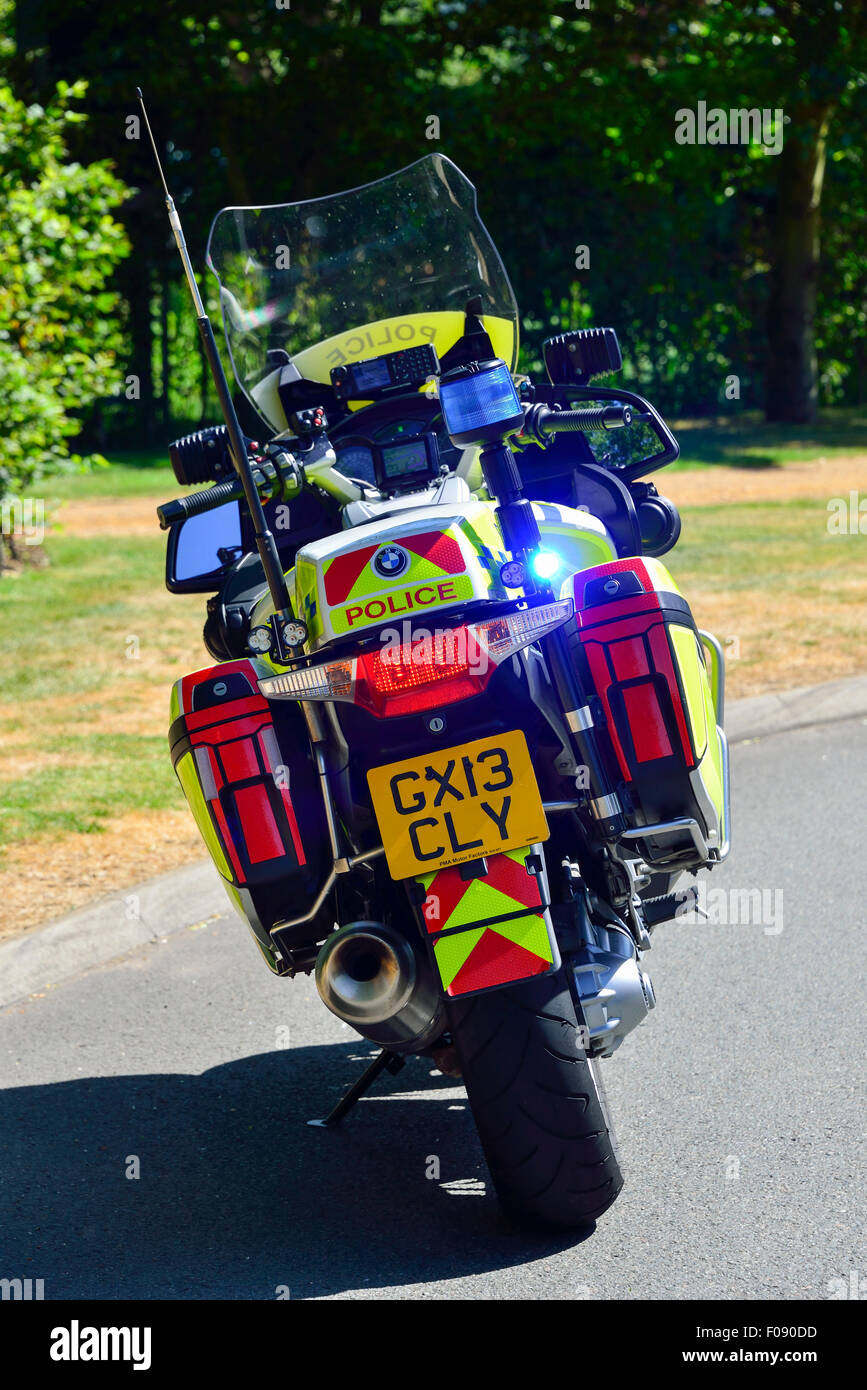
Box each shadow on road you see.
[0,1043,592,1299]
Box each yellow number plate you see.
[367,730,549,881]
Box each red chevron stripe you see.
[423,863,470,934]
[483,853,543,910]
[423,852,541,933]
[402,531,465,574]
[324,544,379,604]
[446,925,549,996]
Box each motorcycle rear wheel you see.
[447,966,623,1229]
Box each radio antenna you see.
[135,88,292,621]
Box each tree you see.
[760,4,865,421]
[0,13,130,552]
[11,0,866,430]
[588,0,866,423]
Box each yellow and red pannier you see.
[566,556,728,867]
[169,658,331,953]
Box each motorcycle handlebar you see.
[536,404,633,434]
[156,400,638,531]
[157,475,246,530]
[516,402,635,450]
[157,457,286,531]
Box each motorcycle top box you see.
[146,139,732,1231]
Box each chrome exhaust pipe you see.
[315,921,444,1050]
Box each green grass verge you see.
[671,496,867,596]
[0,535,170,708]
[0,735,183,841]
[668,498,867,691]
[670,407,867,470]
[0,532,200,850]
[45,450,176,501]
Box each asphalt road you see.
[1,718,864,1300]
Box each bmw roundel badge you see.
[374,544,410,578]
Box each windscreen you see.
[206,154,519,433]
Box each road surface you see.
[0,718,863,1299]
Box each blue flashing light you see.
[531,550,561,580]
[439,361,521,438]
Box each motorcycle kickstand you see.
[306,1048,406,1129]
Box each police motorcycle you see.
[147,121,730,1229]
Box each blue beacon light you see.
[531,550,561,580]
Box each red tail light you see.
[258,600,573,718]
[356,628,493,716]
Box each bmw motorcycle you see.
[157,152,730,1229]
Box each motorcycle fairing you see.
[249,311,517,429]
[416,845,560,998]
[292,502,511,647]
[206,154,520,437]
[534,500,621,572]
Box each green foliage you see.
[7,0,867,438]
[0,38,131,500]
[447,1,867,415]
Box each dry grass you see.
[53,495,164,538]
[680,581,866,698]
[0,810,204,940]
[663,453,867,508]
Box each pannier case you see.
[169,657,331,963]
[567,556,729,869]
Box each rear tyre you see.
[447,966,623,1229]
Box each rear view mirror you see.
[573,407,665,476]
[572,387,679,479]
[166,500,243,593]
[534,384,679,481]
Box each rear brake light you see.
[258,599,573,717]
[359,628,487,716]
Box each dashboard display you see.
[374,431,439,492]
[331,397,460,488]
[381,438,431,479]
[351,357,391,392]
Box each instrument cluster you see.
[332,402,460,485]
